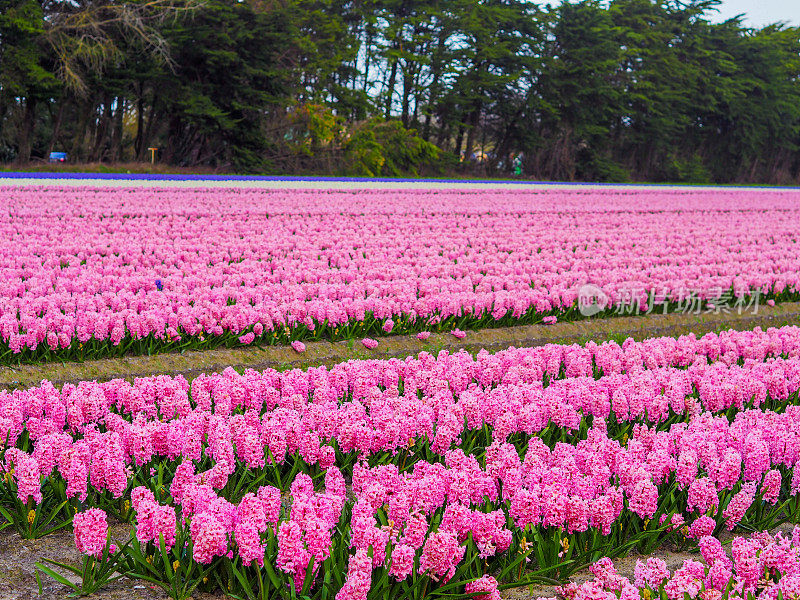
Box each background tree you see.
[2,0,800,182]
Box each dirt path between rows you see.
[2,303,798,390]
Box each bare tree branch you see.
[43,0,205,95]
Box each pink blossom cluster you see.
[499,409,800,534]
[558,528,800,600]
[3,325,800,451]
[18,339,795,597]
[43,410,799,559]
[332,414,796,551]
[276,469,345,590]
[131,486,177,549]
[128,467,343,583]
[339,458,511,591]
[73,508,110,557]
[0,327,800,512]
[106,443,792,599]
[1,186,799,355]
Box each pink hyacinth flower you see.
[73,508,110,557]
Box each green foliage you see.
[575,150,630,183]
[36,534,129,598]
[342,124,384,177]
[0,0,57,96]
[285,103,346,157]
[343,119,440,177]
[663,153,712,184]
[368,120,439,176]
[3,0,800,182]
[155,0,296,172]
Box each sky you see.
[710,0,800,28]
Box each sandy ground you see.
[2,300,798,390]
[507,549,699,599]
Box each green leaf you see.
[35,562,82,594]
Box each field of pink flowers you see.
[2,325,800,599]
[2,186,800,363]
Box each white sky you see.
[709,0,800,27]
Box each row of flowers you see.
[3,328,800,478]
[13,400,800,529]
[0,329,798,531]
[5,323,800,430]
[4,351,800,497]
[2,186,800,362]
[0,325,795,597]
[34,418,800,599]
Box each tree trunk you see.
[401,62,414,127]
[90,97,113,161]
[422,29,447,142]
[71,101,92,161]
[463,107,480,166]
[422,70,440,141]
[411,69,421,126]
[137,97,159,161]
[134,86,145,158]
[162,113,184,164]
[0,96,6,142]
[454,124,465,160]
[489,102,526,173]
[436,122,450,151]
[46,101,65,159]
[15,98,37,164]
[112,96,125,161]
[384,54,399,119]
[490,125,513,175]
[384,1,408,119]
[362,28,373,93]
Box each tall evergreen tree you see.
[2,0,800,182]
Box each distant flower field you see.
[1,185,799,363]
[6,325,800,599]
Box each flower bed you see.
[0,326,797,598]
[2,186,800,364]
